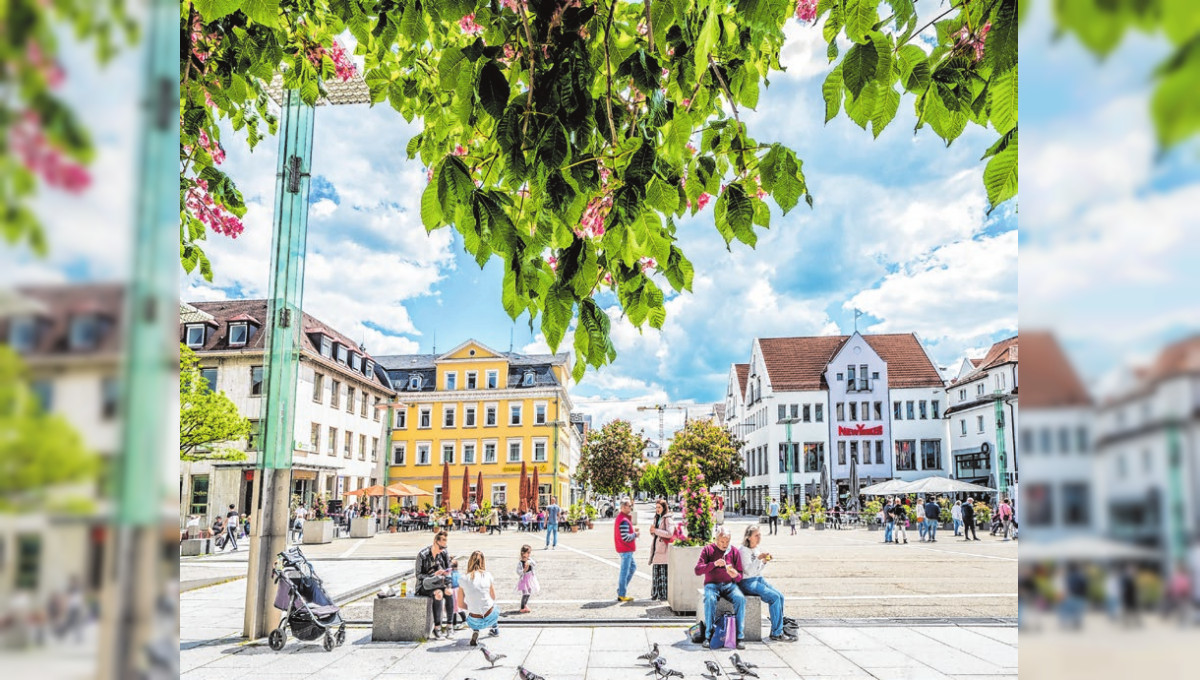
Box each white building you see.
[943,336,1018,490]
[180,300,395,525]
[1017,331,1098,540]
[719,332,948,514]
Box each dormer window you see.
[229,322,249,347]
[8,317,37,352]
[69,315,100,350]
[185,324,205,348]
[408,375,423,390]
[336,343,348,365]
[523,370,536,386]
[350,353,362,371]
[365,360,374,376]
[320,336,333,357]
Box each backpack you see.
[688,622,705,644]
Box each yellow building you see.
[377,340,580,510]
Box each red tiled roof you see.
[977,335,1018,372]
[1137,334,1200,385]
[734,363,749,398]
[1020,332,1090,408]
[970,358,983,367]
[3,284,125,356]
[758,333,944,391]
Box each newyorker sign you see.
[838,424,884,436]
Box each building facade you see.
[943,336,1019,491]
[719,332,948,515]
[379,340,580,510]
[180,300,394,523]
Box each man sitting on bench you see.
[694,525,746,649]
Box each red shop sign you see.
[838,424,883,436]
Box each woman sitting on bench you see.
[738,526,797,642]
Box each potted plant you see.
[667,464,714,613]
[863,499,883,531]
[806,497,825,530]
[799,509,812,528]
[938,499,954,530]
[973,501,992,532]
[584,503,597,529]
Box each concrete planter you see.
[814,522,826,531]
[868,523,880,531]
[350,517,377,538]
[179,538,211,556]
[303,520,335,544]
[667,545,705,614]
[714,510,725,525]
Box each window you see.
[895,440,916,470]
[445,372,457,390]
[9,317,37,352]
[13,534,41,591]
[463,442,477,464]
[444,404,457,428]
[395,408,408,429]
[199,367,218,393]
[507,439,522,462]
[1025,484,1053,526]
[466,371,478,389]
[361,394,368,418]
[1143,449,1152,474]
[336,344,348,365]
[790,404,799,419]
[247,420,262,451]
[906,401,914,420]
[360,434,367,460]
[393,443,406,465]
[997,373,1006,390]
[1117,453,1127,477]
[523,370,536,386]
[408,375,423,390]
[350,353,362,372]
[849,402,857,420]
[873,402,882,420]
[803,443,822,472]
[464,405,477,427]
[434,485,443,507]
[861,401,869,420]
[977,415,985,433]
[250,366,264,396]
[1040,428,1052,452]
[483,441,497,463]
[836,372,843,381]
[1059,427,1071,454]
[893,401,902,420]
[486,370,499,389]
[931,400,940,419]
[533,439,547,462]
[226,322,250,347]
[535,402,547,425]
[778,405,787,421]
[189,475,210,516]
[849,441,858,464]
[331,380,341,408]
[846,365,856,389]
[417,442,431,465]
[875,440,884,464]
[346,387,356,413]
[815,404,823,422]
[101,377,119,419]
[1021,428,1034,454]
[311,423,321,453]
[837,441,846,465]
[802,404,811,422]
[371,437,379,462]
[1076,426,1088,453]
[328,427,338,455]
[320,336,333,357]
[373,396,381,420]
[921,440,942,470]
[313,372,324,402]
[510,403,523,426]
[485,404,498,426]
[366,360,375,376]
[960,419,967,436]
[976,382,985,396]
[836,403,844,421]
[419,406,432,428]
[919,401,927,420]
[442,442,456,464]
[492,484,506,507]
[1063,483,1090,526]
[344,431,352,458]
[872,371,879,380]
[859,364,869,391]
[185,324,205,348]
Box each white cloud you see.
[310,198,338,219]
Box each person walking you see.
[961,497,978,541]
[1120,565,1141,628]
[915,501,928,542]
[614,498,640,601]
[544,496,562,550]
[891,501,908,544]
[883,497,895,544]
[292,503,308,544]
[416,530,455,639]
[952,500,964,537]
[738,526,796,642]
[487,505,500,535]
[648,498,674,601]
[221,504,240,551]
[456,550,500,646]
[515,545,539,613]
[998,497,1014,541]
[768,497,780,535]
[923,497,940,543]
[695,526,746,649]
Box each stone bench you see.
[179,538,212,556]
[372,595,436,642]
[695,587,762,642]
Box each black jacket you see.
[961,503,975,525]
[415,545,450,595]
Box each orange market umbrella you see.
[531,466,540,513]
[461,466,471,512]
[476,471,483,508]
[519,461,528,513]
[386,482,432,497]
[441,460,451,509]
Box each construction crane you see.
[636,403,702,452]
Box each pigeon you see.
[645,656,668,676]
[479,644,506,667]
[730,653,758,669]
[517,666,546,680]
[638,642,661,664]
[730,654,759,678]
[704,659,723,675]
[662,669,684,679]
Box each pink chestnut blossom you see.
[453,144,468,156]
[184,179,245,238]
[11,111,90,193]
[795,0,818,23]
[459,14,484,36]
[695,193,711,210]
[956,21,992,61]
[639,257,656,272]
[547,255,558,272]
[602,272,614,286]
[576,195,612,239]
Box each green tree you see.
[638,460,670,499]
[660,418,744,493]
[179,344,251,461]
[0,346,99,511]
[576,419,646,497]
[181,0,1022,380]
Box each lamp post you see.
[778,417,800,507]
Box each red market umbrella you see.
[531,466,540,513]
[519,461,528,513]
[441,461,451,510]
[461,466,471,512]
[476,471,484,508]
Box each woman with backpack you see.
[648,498,674,601]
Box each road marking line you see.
[558,544,652,580]
[339,539,366,558]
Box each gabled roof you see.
[955,335,1019,384]
[1020,332,1090,408]
[734,363,749,398]
[970,358,983,367]
[2,284,125,356]
[757,333,943,391]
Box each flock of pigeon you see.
[466,640,764,679]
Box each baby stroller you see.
[268,547,346,652]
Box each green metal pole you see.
[785,421,794,506]
[994,396,1009,499]
[244,89,316,639]
[101,0,177,676]
[1166,423,1187,569]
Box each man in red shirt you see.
[695,525,746,649]
[614,498,640,601]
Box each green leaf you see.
[845,81,880,130]
[871,86,901,138]
[240,0,280,27]
[897,44,930,92]
[842,41,878,98]
[439,47,466,90]
[421,179,443,232]
[502,268,522,319]
[1152,43,1200,148]
[715,184,754,247]
[542,285,575,351]
[989,66,1018,135]
[772,149,804,215]
[646,176,680,214]
[191,0,241,22]
[477,61,510,119]
[694,1,719,79]
[624,141,657,188]
[983,142,1018,212]
[822,64,843,123]
[984,0,1018,76]
[844,0,881,44]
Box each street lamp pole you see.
[779,417,800,507]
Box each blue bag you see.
[709,614,727,649]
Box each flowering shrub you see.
[795,0,818,23]
[674,464,715,547]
